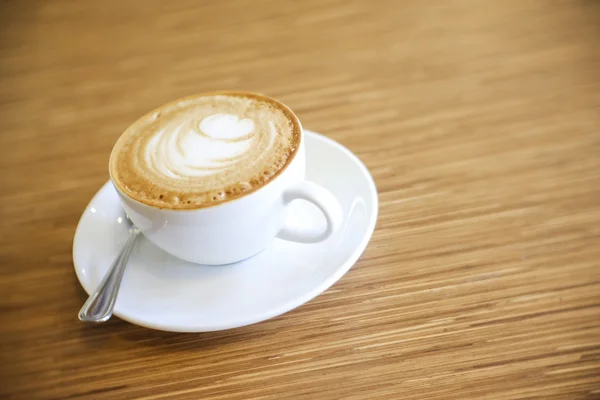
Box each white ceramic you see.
[73,130,378,332]
[113,119,343,265]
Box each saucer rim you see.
[72,130,378,332]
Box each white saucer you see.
[73,130,378,332]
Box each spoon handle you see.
[78,228,140,323]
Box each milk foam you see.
[200,113,254,139]
[144,114,274,179]
[110,93,300,209]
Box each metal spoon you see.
[78,217,140,323]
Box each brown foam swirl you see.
[109,92,301,209]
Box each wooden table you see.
[2,1,599,399]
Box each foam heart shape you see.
[200,113,255,140]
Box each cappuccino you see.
[109,92,301,209]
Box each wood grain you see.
[2,0,600,399]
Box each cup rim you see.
[108,91,303,212]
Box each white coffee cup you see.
[110,109,343,265]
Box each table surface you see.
[2,1,600,399]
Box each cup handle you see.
[277,181,343,243]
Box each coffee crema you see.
[109,92,301,209]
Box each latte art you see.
[110,93,300,209]
[144,114,273,178]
